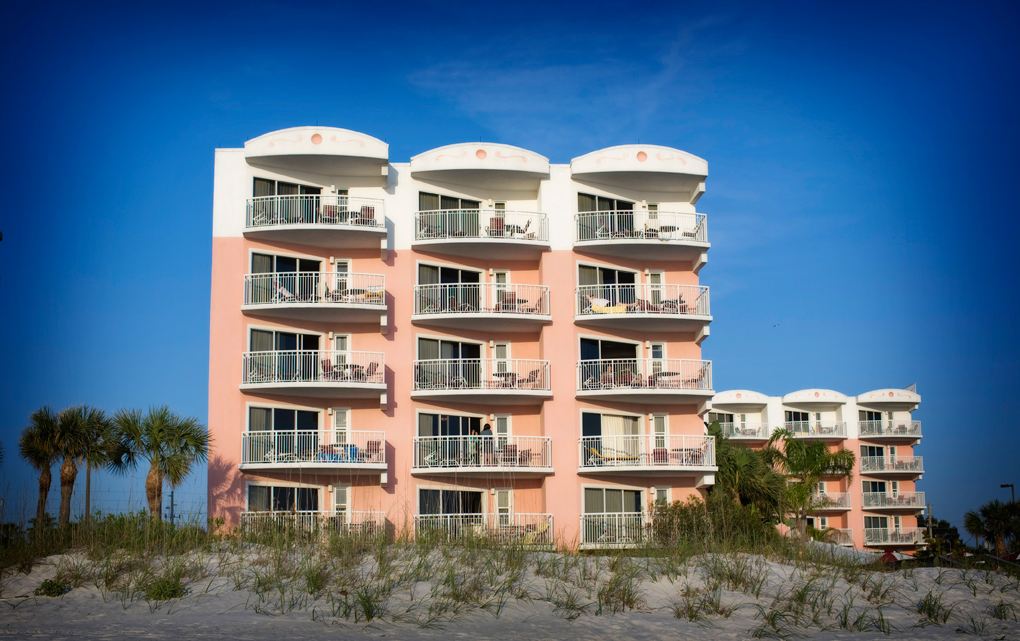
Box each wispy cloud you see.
[407,14,744,157]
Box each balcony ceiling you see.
[244,126,389,176]
[571,144,707,197]
[410,142,550,189]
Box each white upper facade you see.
[710,387,921,440]
[213,127,709,253]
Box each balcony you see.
[720,423,771,441]
[413,210,549,259]
[827,528,854,546]
[859,420,922,442]
[242,272,386,323]
[862,492,926,511]
[579,512,649,549]
[574,211,708,262]
[413,513,553,547]
[412,435,552,477]
[241,350,386,399]
[239,510,385,536]
[244,195,386,249]
[810,492,851,511]
[412,283,551,332]
[575,284,711,335]
[411,359,551,405]
[861,456,924,476]
[240,430,386,474]
[576,358,713,403]
[578,434,716,477]
[784,421,847,441]
[864,527,925,546]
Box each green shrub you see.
[651,492,779,550]
[34,578,71,597]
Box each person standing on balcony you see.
[481,423,493,465]
[467,426,480,465]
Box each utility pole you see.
[926,502,933,548]
[167,488,176,525]
[1001,483,1015,504]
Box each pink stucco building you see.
[207,126,716,548]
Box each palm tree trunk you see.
[146,463,163,520]
[35,467,52,527]
[84,457,92,524]
[58,456,78,527]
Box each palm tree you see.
[707,421,784,520]
[53,405,114,527]
[964,499,1018,556]
[76,407,128,522]
[113,406,210,520]
[18,407,61,527]
[762,429,856,537]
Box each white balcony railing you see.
[577,358,712,391]
[576,284,710,317]
[413,435,551,470]
[862,492,926,509]
[575,210,707,243]
[413,359,550,391]
[241,430,385,467]
[827,528,853,546]
[810,492,851,510]
[242,350,384,385]
[860,456,924,474]
[414,512,553,545]
[859,420,923,438]
[720,423,770,440]
[413,283,550,316]
[244,272,385,307]
[579,434,715,469]
[864,527,925,546]
[245,195,384,229]
[784,421,847,438]
[580,512,648,547]
[415,210,549,242]
[240,510,385,536]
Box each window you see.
[863,481,887,494]
[648,271,664,304]
[577,265,637,306]
[864,516,888,530]
[248,406,318,432]
[495,415,510,447]
[861,445,885,459]
[577,193,634,212]
[859,410,882,422]
[495,489,512,526]
[786,410,809,424]
[247,484,318,513]
[253,178,321,197]
[807,516,828,530]
[583,487,643,514]
[417,264,482,311]
[708,411,734,426]
[654,487,670,507]
[890,481,899,497]
[332,484,349,520]
[418,489,483,515]
[331,408,350,443]
[652,414,667,449]
[493,342,510,374]
[418,192,480,236]
[417,412,481,437]
[577,193,635,238]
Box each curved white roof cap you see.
[857,388,921,406]
[410,142,549,188]
[244,126,388,175]
[782,389,849,405]
[572,144,707,177]
[713,389,770,406]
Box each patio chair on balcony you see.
[361,361,380,383]
[681,365,708,389]
[362,440,383,464]
[351,205,376,226]
[519,368,542,389]
[585,447,640,467]
[321,359,338,381]
[499,444,518,466]
[522,521,550,546]
[631,298,661,313]
[272,284,299,304]
[447,296,477,312]
[485,217,505,238]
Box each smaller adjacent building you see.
[711,387,924,551]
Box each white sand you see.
[2,549,1018,640]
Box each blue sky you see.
[1,1,1017,533]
